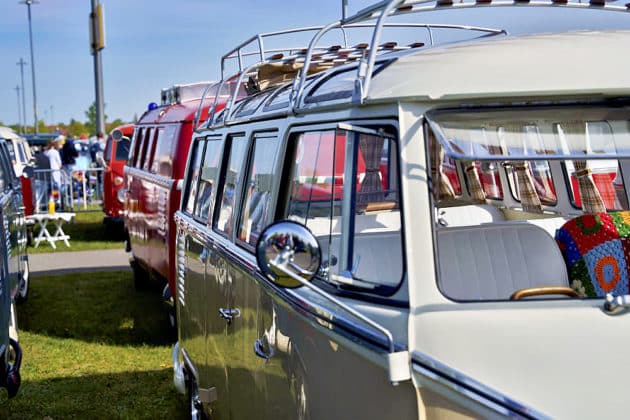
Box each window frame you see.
[193,135,225,224]
[235,132,281,251]
[281,121,406,298]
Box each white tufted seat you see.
[437,222,568,300]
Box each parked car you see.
[124,81,245,326]
[0,131,27,398]
[103,124,134,225]
[172,2,630,419]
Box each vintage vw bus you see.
[124,81,245,322]
[0,133,27,398]
[172,1,630,418]
[103,123,134,226]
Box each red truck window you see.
[130,127,144,166]
[142,128,157,171]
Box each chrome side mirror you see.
[256,221,321,288]
[111,129,128,142]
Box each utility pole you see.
[20,1,39,135]
[342,0,348,20]
[16,58,28,134]
[90,0,106,136]
[14,85,22,134]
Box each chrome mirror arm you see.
[267,250,411,385]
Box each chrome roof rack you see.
[201,0,629,128]
[204,21,504,127]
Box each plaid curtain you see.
[429,133,456,200]
[559,121,606,213]
[513,161,543,213]
[464,162,486,203]
[573,159,606,213]
[357,134,385,205]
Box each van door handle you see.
[219,307,240,324]
[254,339,274,360]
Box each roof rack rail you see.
[202,21,504,128]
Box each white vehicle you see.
[0,126,33,178]
[172,1,630,418]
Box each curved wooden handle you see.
[510,286,579,300]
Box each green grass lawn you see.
[0,271,187,419]
[28,210,126,254]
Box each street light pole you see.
[14,85,22,134]
[20,0,39,135]
[90,0,106,136]
[16,58,28,134]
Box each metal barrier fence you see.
[32,167,104,213]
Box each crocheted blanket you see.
[556,212,630,298]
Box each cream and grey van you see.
[172,1,630,418]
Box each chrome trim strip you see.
[181,348,199,382]
[125,166,175,189]
[411,351,549,419]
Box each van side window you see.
[557,121,628,211]
[506,160,556,205]
[194,137,224,223]
[129,127,144,166]
[137,128,153,169]
[115,138,131,161]
[215,136,248,238]
[237,134,280,247]
[143,128,157,171]
[285,129,403,290]
[151,125,177,176]
[184,138,206,215]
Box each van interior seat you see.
[437,204,506,227]
[437,222,569,301]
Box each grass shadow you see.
[19,271,175,346]
[0,369,188,419]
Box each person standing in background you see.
[45,136,64,205]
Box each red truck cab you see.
[103,124,134,225]
[124,81,244,324]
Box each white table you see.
[26,212,76,249]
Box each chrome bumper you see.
[172,341,186,395]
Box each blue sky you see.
[1,0,629,127]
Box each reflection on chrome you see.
[256,221,321,288]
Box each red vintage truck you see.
[103,124,134,226]
[124,81,244,326]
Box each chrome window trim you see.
[411,351,549,419]
[124,166,175,190]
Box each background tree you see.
[106,119,125,133]
[85,102,108,136]
[66,119,89,137]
